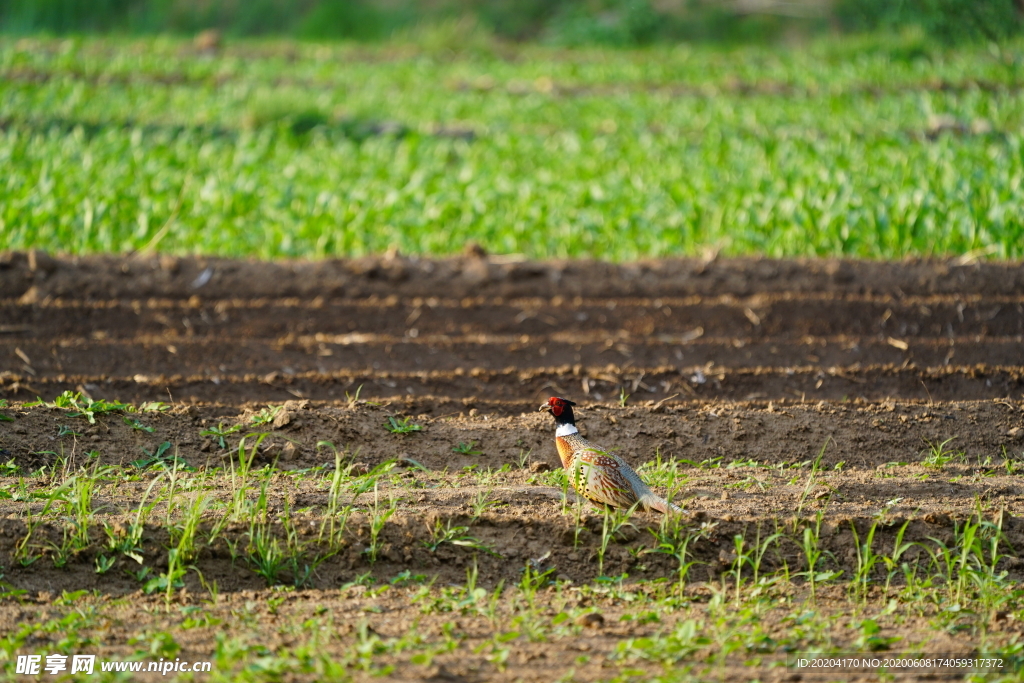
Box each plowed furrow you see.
[2,336,1021,377]
[4,254,1024,299]
[2,398,1020,476]
[3,364,1021,404]
[2,296,1022,340]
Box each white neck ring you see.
[555,423,578,437]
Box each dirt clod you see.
[27,249,58,274]
[575,612,605,629]
[281,441,298,461]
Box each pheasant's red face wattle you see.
[545,396,575,418]
[546,396,566,416]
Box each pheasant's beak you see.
[538,403,551,412]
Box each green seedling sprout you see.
[453,440,483,455]
[250,405,283,426]
[386,416,422,434]
[200,422,243,449]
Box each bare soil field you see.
[1,252,1024,682]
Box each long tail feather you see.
[641,494,682,514]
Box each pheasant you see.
[540,396,681,513]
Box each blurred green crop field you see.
[2,33,1024,260]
